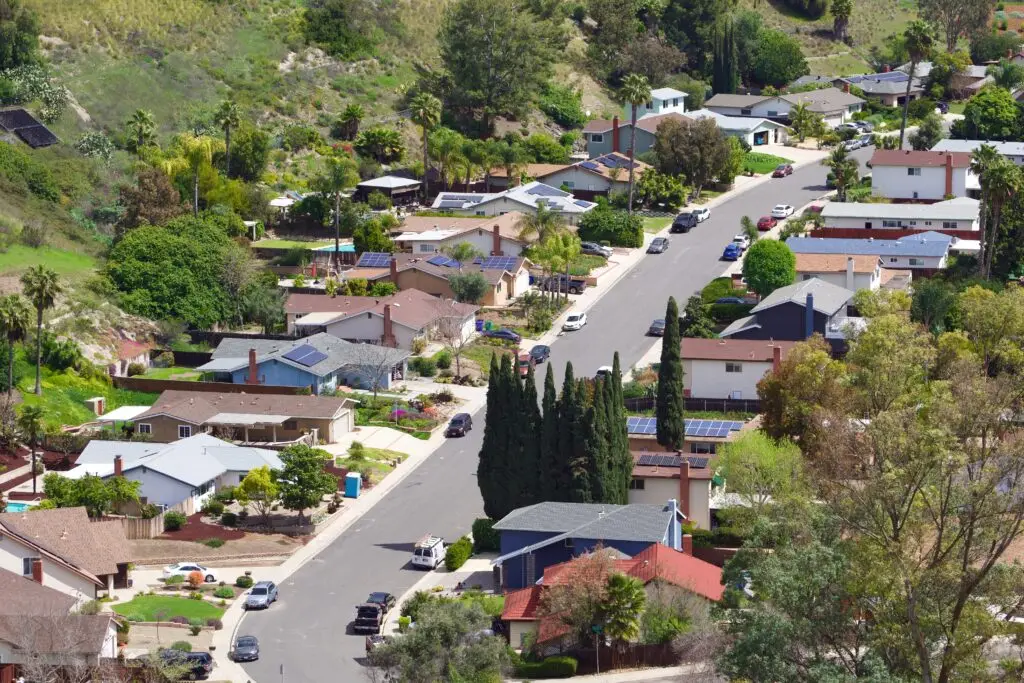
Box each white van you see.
[411,535,446,570]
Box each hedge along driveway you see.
[112,595,225,622]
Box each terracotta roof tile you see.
[501,586,543,620]
[795,253,881,274]
[626,543,725,601]
[0,507,130,577]
[680,338,797,362]
[869,149,973,168]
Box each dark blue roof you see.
[786,232,953,258]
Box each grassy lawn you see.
[744,153,793,175]
[642,216,673,233]
[568,254,607,276]
[336,446,408,485]
[694,190,724,204]
[0,245,96,280]
[948,101,966,115]
[463,342,515,379]
[19,371,159,429]
[253,239,335,250]
[141,366,202,381]
[112,595,225,622]
[458,591,505,618]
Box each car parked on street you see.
[772,164,793,178]
[231,636,260,662]
[160,650,214,679]
[858,134,874,147]
[245,581,278,610]
[842,138,862,151]
[692,207,711,222]
[647,318,666,336]
[580,241,613,258]
[365,592,396,615]
[541,274,588,295]
[446,413,473,437]
[670,212,697,233]
[647,237,670,254]
[411,535,446,569]
[353,603,385,634]
[481,328,521,343]
[163,563,217,583]
[563,312,587,331]
[516,351,534,377]
[529,345,550,364]
[722,243,741,261]
[854,121,874,132]
[771,204,795,219]
[733,235,750,251]
[715,296,747,305]
[757,216,777,231]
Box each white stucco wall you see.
[541,168,618,194]
[0,538,96,602]
[871,165,970,200]
[707,99,854,127]
[681,358,774,400]
[121,468,211,510]
[822,215,978,231]
[798,270,879,291]
[509,621,538,648]
[451,197,588,226]
[627,478,711,529]
[877,253,947,269]
[325,313,385,344]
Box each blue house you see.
[197,333,410,394]
[492,501,684,590]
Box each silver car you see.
[245,581,278,610]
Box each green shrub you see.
[0,142,61,201]
[164,575,185,586]
[444,535,473,571]
[235,576,254,589]
[414,357,437,377]
[126,362,146,377]
[220,511,238,527]
[400,590,434,620]
[701,277,745,303]
[164,511,188,532]
[516,656,578,678]
[434,350,452,370]
[189,591,203,601]
[709,302,755,324]
[188,618,203,635]
[471,518,500,552]
[213,587,235,599]
[202,538,225,548]
[538,82,587,129]
[170,641,192,652]
[398,616,411,632]
[201,500,225,516]
[214,485,236,503]
[576,205,643,248]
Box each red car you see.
[757,216,778,231]
[772,164,793,177]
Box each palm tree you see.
[0,295,31,396]
[495,140,528,189]
[972,144,1000,274]
[17,405,44,494]
[789,101,813,142]
[544,232,582,304]
[821,145,860,201]
[125,109,155,152]
[602,573,646,651]
[987,59,1024,91]
[481,140,503,192]
[214,100,241,176]
[461,139,488,188]
[409,93,442,201]
[313,155,360,269]
[979,158,1022,278]
[20,266,61,396]
[160,134,224,216]
[339,104,364,141]
[516,203,567,244]
[899,21,935,149]
[429,129,466,191]
[619,74,651,218]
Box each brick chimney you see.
[682,534,693,556]
[114,454,123,477]
[772,344,782,373]
[883,64,891,73]
[389,257,398,283]
[382,304,397,348]
[945,153,954,197]
[678,460,690,519]
[805,293,815,339]
[846,256,855,290]
[843,81,850,93]
[491,225,503,256]
[247,349,258,385]
[31,558,43,585]
[612,116,620,153]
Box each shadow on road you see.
[802,183,829,191]
[374,542,415,553]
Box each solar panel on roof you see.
[357,252,391,268]
[580,161,600,171]
[480,256,517,271]
[686,456,709,469]
[626,416,657,434]
[574,199,592,208]
[438,200,466,209]
[282,344,316,363]
[526,184,563,197]
[16,126,58,148]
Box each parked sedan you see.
[231,636,260,662]
[722,243,742,261]
[771,204,795,219]
[482,328,521,343]
[732,234,751,251]
[854,121,874,132]
[772,164,793,178]
[446,413,473,437]
[692,207,711,222]
[715,296,747,305]
[757,216,777,231]
[163,563,217,583]
[670,212,697,233]
[647,319,666,336]
[580,241,613,258]
[529,345,550,364]
[563,312,587,331]
[858,134,874,148]
[842,138,862,151]
[366,592,396,615]
[244,581,278,610]
[647,237,670,254]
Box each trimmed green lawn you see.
[112,595,225,622]
[0,245,96,279]
[142,366,202,381]
[642,216,673,233]
[948,101,966,115]
[568,254,607,276]
[253,239,334,250]
[463,343,514,378]
[336,446,408,484]
[743,153,793,175]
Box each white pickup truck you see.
[410,535,446,570]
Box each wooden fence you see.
[111,376,305,396]
[95,498,195,540]
[572,643,677,675]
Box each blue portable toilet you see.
[344,472,362,498]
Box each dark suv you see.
[160,650,214,679]
[446,413,473,437]
[670,212,697,233]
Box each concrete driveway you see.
[238,145,875,683]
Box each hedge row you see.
[515,656,578,679]
[471,518,500,552]
[444,535,473,571]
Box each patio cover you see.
[96,406,151,422]
[204,413,292,427]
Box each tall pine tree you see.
[607,352,633,503]
[501,353,523,513]
[540,363,560,502]
[517,366,543,506]
[587,376,610,502]
[712,19,738,95]
[477,354,504,518]
[656,297,686,451]
[554,363,581,501]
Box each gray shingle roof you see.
[492,502,675,542]
[752,278,854,316]
[932,139,1024,156]
[209,333,409,378]
[786,232,954,258]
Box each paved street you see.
[239,146,874,683]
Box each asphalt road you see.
[239,146,874,683]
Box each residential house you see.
[394,213,529,257]
[130,390,358,444]
[582,114,680,159]
[786,232,955,270]
[703,88,865,127]
[430,182,597,225]
[353,175,421,206]
[345,253,532,307]
[820,199,980,232]
[626,416,750,458]
[108,338,152,378]
[843,71,924,106]
[489,153,654,199]
[949,65,992,98]
[629,86,689,119]
[0,507,132,600]
[287,289,477,350]
[196,332,410,394]
[795,254,884,291]
[682,108,790,147]
[719,278,859,346]
[0,569,117,680]
[65,434,283,510]
[491,501,686,590]
[501,542,723,647]
[627,454,718,529]
[680,339,797,401]
[932,139,1024,166]
[869,149,976,201]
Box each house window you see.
[475,211,485,216]
[645,101,653,109]
[741,108,752,115]
[591,134,604,143]
[690,442,716,455]
[726,362,743,373]
[191,481,211,497]
[496,282,502,292]
[909,258,924,266]
[564,538,574,548]
[767,110,778,117]
[882,220,901,227]
[418,244,434,253]
[907,168,922,176]
[563,181,575,189]
[629,478,646,490]
[178,425,192,439]
[803,274,812,280]
[908,221,917,226]
[672,98,679,107]
[284,420,297,430]
[137,423,152,435]
[23,557,39,576]
[890,257,899,263]
[924,221,933,226]
[942,221,957,229]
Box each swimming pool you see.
[5,501,31,512]
[313,243,355,253]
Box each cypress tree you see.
[502,354,523,513]
[517,366,543,506]
[554,362,580,501]
[539,363,559,502]
[477,354,503,518]
[588,376,610,502]
[490,353,516,517]
[657,297,686,451]
[608,352,633,503]
[571,395,596,504]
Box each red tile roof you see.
[680,338,797,362]
[869,149,973,168]
[502,586,543,621]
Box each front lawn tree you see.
[17,404,43,493]
[656,296,685,450]
[909,110,945,150]
[603,573,647,650]
[275,444,336,525]
[20,265,62,396]
[742,239,796,298]
[821,144,860,201]
[237,465,279,528]
[620,73,651,217]
[448,272,488,304]
[719,430,804,512]
[653,117,730,200]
